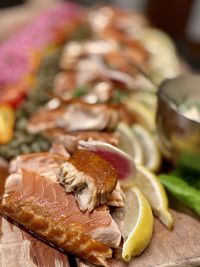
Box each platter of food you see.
[0,2,199,267]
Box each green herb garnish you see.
[159,174,200,216]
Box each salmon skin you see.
[1,169,122,266]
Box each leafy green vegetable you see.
[178,151,200,173]
[172,168,200,191]
[159,174,200,216]
[172,151,200,190]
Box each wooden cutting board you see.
[0,215,71,267]
[0,165,200,267]
[128,210,200,267]
[0,210,199,267]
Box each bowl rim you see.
[157,74,200,125]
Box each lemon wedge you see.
[129,91,157,111]
[124,98,156,132]
[137,28,181,85]
[117,122,144,165]
[134,165,173,230]
[122,186,153,262]
[132,124,161,172]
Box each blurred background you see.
[0,0,200,69]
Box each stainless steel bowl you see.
[156,74,200,164]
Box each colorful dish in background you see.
[0,3,199,267]
[0,2,81,107]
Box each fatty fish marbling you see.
[1,169,121,266]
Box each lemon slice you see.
[134,165,173,230]
[129,91,157,111]
[131,124,161,172]
[122,186,153,262]
[137,28,181,85]
[117,122,144,165]
[124,98,156,132]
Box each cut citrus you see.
[131,124,161,172]
[117,122,144,165]
[133,165,173,230]
[122,186,153,262]
[129,91,157,111]
[124,98,156,132]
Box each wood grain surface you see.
[0,215,70,267]
[128,210,200,267]
[0,163,200,267]
[1,209,199,267]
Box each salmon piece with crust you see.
[1,169,122,266]
[58,149,118,212]
[10,150,124,211]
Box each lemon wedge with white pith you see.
[132,124,161,172]
[117,122,143,166]
[122,186,153,262]
[134,165,173,230]
[124,98,156,132]
[129,91,157,111]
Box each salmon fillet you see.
[27,101,119,134]
[1,169,122,266]
[9,152,68,182]
[58,150,118,211]
[44,129,119,154]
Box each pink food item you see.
[0,2,81,104]
[79,140,136,182]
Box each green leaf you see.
[173,168,200,191]
[178,151,200,173]
[159,174,200,216]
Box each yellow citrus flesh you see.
[134,165,173,230]
[117,122,144,166]
[129,91,157,111]
[122,186,153,262]
[124,99,156,132]
[132,124,161,172]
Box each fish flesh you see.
[27,101,119,134]
[9,152,67,182]
[1,169,122,266]
[44,129,119,154]
[58,149,118,211]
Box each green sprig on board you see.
[159,174,200,216]
[159,152,200,216]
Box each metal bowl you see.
[156,74,200,164]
